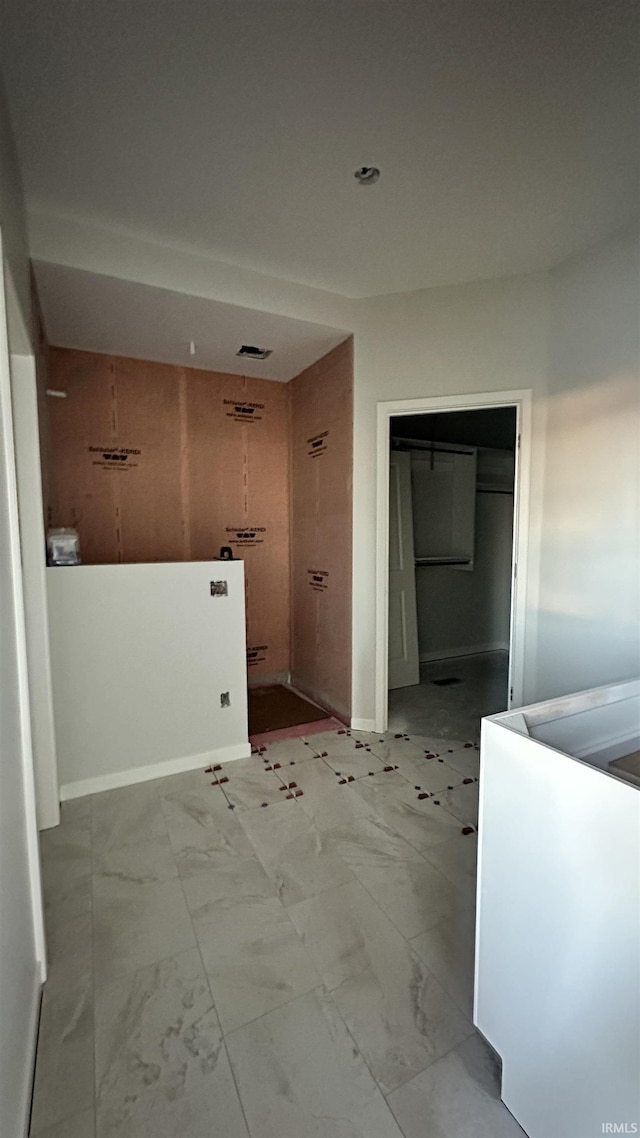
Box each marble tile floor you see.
[31,726,525,1138]
[388,650,509,742]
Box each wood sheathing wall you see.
[45,347,291,681]
[43,339,353,705]
[289,339,353,719]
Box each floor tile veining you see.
[32,723,524,1138]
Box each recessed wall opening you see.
[376,392,531,740]
[388,406,517,741]
[31,270,354,800]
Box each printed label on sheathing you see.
[223,399,265,423]
[247,645,268,667]
[225,526,267,549]
[307,430,329,457]
[88,445,141,470]
[308,569,329,592]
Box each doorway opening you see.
[376,391,531,738]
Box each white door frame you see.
[375,389,532,734]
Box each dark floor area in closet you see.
[248,684,330,735]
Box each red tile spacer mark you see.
[383,765,393,772]
[213,764,223,771]
[394,733,403,739]
[347,775,355,782]
[278,784,287,791]
[295,789,303,797]
[286,793,295,799]
[288,782,297,789]
[219,776,229,784]
[210,779,220,785]
[425,752,435,758]
[321,752,328,757]
[273,763,281,769]
[464,743,473,749]
[338,729,346,734]
[463,777,473,784]
[204,765,214,773]
[264,765,273,771]
[338,778,347,785]
[355,743,364,749]
[417,792,429,800]
[462,826,475,835]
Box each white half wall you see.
[47,560,251,798]
[536,224,640,699]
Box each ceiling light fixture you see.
[354,166,380,185]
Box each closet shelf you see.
[415,556,471,567]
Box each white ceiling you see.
[2,0,638,298]
[33,262,348,381]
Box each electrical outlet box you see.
[210,580,228,597]
[220,692,230,708]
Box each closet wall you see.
[290,339,353,720]
[44,348,291,680]
[415,490,513,660]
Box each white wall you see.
[0,74,31,350]
[47,561,251,798]
[0,82,46,1138]
[353,273,550,721]
[416,491,513,660]
[536,224,640,699]
[0,240,45,1136]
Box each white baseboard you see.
[350,717,377,732]
[59,741,252,800]
[419,642,509,664]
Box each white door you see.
[388,450,420,689]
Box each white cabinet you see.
[475,679,640,1138]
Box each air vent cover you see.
[236,344,273,360]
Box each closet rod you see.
[391,439,475,456]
